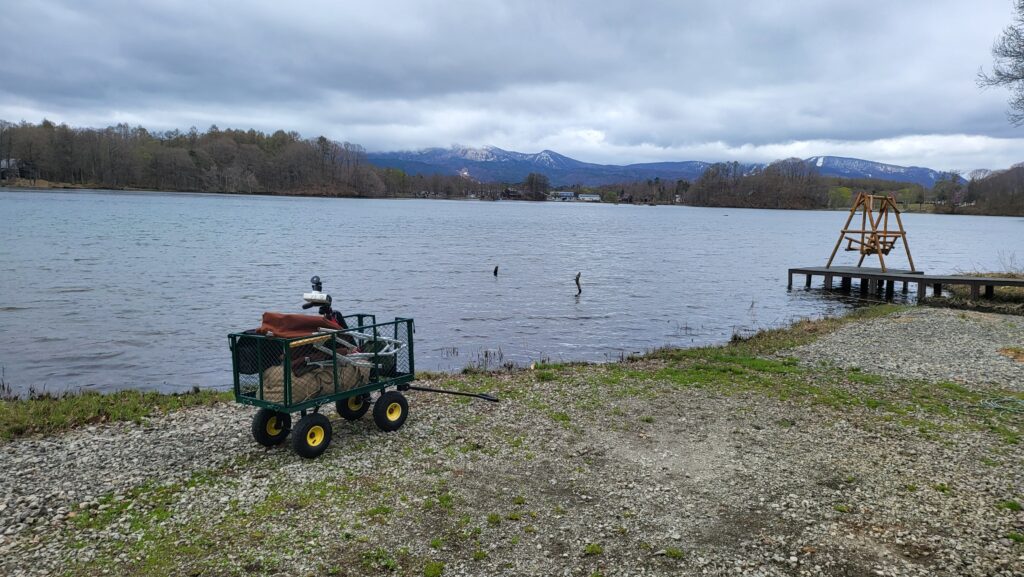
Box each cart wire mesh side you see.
[229,316,414,413]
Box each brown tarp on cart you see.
[257,312,343,338]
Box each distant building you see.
[578,193,601,202]
[0,158,19,180]
[551,191,575,201]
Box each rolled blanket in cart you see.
[261,365,330,403]
[260,363,371,404]
[339,363,371,391]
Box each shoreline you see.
[2,182,1014,217]
[2,304,1021,576]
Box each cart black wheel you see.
[291,413,332,459]
[251,409,291,447]
[373,391,409,432]
[336,394,370,421]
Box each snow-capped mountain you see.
[805,156,957,187]
[366,146,960,187]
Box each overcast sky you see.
[3,0,1023,172]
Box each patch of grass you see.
[506,511,522,521]
[486,513,501,526]
[423,560,445,577]
[664,547,685,559]
[472,550,488,561]
[362,547,399,571]
[437,492,454,510]
[549,411,571,425]
[932,483,951,494]
[0,388,232,441]
[361,505,393,518]
[639,415,654,423]
[833,504,851,513]
[429,537,443,549]
[535,370,557,382]
[583,543,603,556]
[1008,532,1024,543]
[997,499,1022,511]
[512,495,526,505]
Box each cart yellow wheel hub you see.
[266,416,282,436]
[306,425,325,447]
[386,402,403,422]
[348,397,363,411]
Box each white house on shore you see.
[550,191,602,202]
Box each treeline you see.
[963,165,1024,215]
[2,120,1020,215]
[588,158,1024,216]
[0,119,479,198]
[587,159,924,209]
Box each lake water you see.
[1,188,1021,394]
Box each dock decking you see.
[788,266,1024,301]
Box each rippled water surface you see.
[1,189,1021,393]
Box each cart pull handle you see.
[406,385,499,403]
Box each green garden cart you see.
[229,276,496,459]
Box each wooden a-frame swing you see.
[826,192,915,273]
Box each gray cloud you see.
[2,0,1022,171]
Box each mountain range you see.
[366,145,960,188]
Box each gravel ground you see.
[788,307,1024,390]
[1,309,1022,577]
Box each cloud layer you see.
[2,0,1022,171]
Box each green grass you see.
[629,306,1023,446]
[664,547,685,559]
[997,499,1022,511]
[583,543,603,556]
[535,370,557,382]
[0,388,232,441]
[423,560,445,577]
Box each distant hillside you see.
[367,146,729,186]
[366,146,961,188]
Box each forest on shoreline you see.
[1,120,1021,215]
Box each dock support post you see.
[970,284,980,299]
[840,277,852,292]
[805,274,812,288]
[933,283,942,297]
[902,281,908,294]
[859,278,869,296]
[824,274,833,291]
[788,271,793,289]
[885,280,894,301]
[985,285,994,298]
[917,281,926,301]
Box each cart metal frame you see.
[229,314,415,414]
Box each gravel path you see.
[788,307,1024,389]
[1,310,1022,577]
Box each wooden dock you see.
[787,266,1024,301]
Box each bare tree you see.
[979,1,1024,124]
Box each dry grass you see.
[999,347,1024,363]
